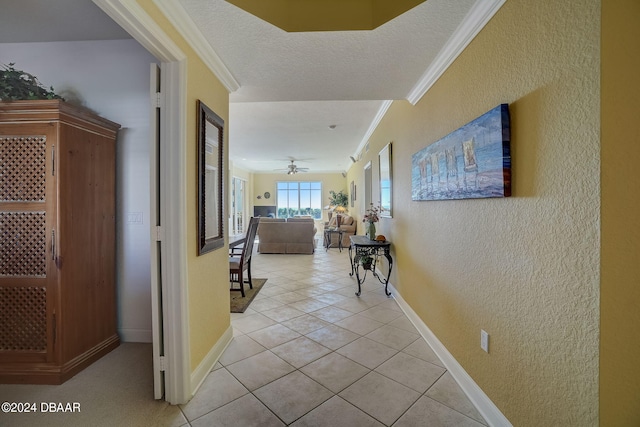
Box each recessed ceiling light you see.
[329,124,337,129]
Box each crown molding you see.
[406,0,506,105]
[351,100,393,164]
[94,0,185,62]
[152,0,240,93]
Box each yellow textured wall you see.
[600,0,640,425]
[357,0,600,424]
[138,0,231,371]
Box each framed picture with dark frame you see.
[197,100,225,255]
[350,180,355,207]
[379,142,392,217]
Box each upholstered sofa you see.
[257,217,317,254]
[324,214,357,248]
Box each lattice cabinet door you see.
[0,125,58,364]
[1,100,120,384]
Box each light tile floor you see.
[183,245,487,426]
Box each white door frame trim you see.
[93,0,190,405]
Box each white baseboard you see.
[119,328,153,343]
[190,325,234,397]
[389,284,512,427]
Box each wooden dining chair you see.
[229,217,260,297]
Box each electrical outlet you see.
[481,330,489,353]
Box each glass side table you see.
[324,227,344,252]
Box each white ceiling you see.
[1,0,496,174]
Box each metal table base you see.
[348,235,393,297]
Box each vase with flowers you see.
[363,203,381,240]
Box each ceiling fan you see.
[276,160,309,175]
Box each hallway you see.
[184,247,487,426]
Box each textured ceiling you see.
[182,0,473,103]
[229,100,385,173]
[179,0,476,173]
[1,0,486,174]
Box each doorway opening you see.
[364,161,373,210]
[231,177,247,236]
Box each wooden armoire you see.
[0,100,120,384]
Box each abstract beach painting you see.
[412,104,511,201]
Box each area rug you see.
[230,278,267,313]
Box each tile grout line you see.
[213,250,488,426]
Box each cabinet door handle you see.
[51,229,56,260]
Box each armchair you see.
[324,214,356,248]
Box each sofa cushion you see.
[340,215,354,226]
[287,217,314,223]
[328,214,353,227]
[260,217,286,223]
